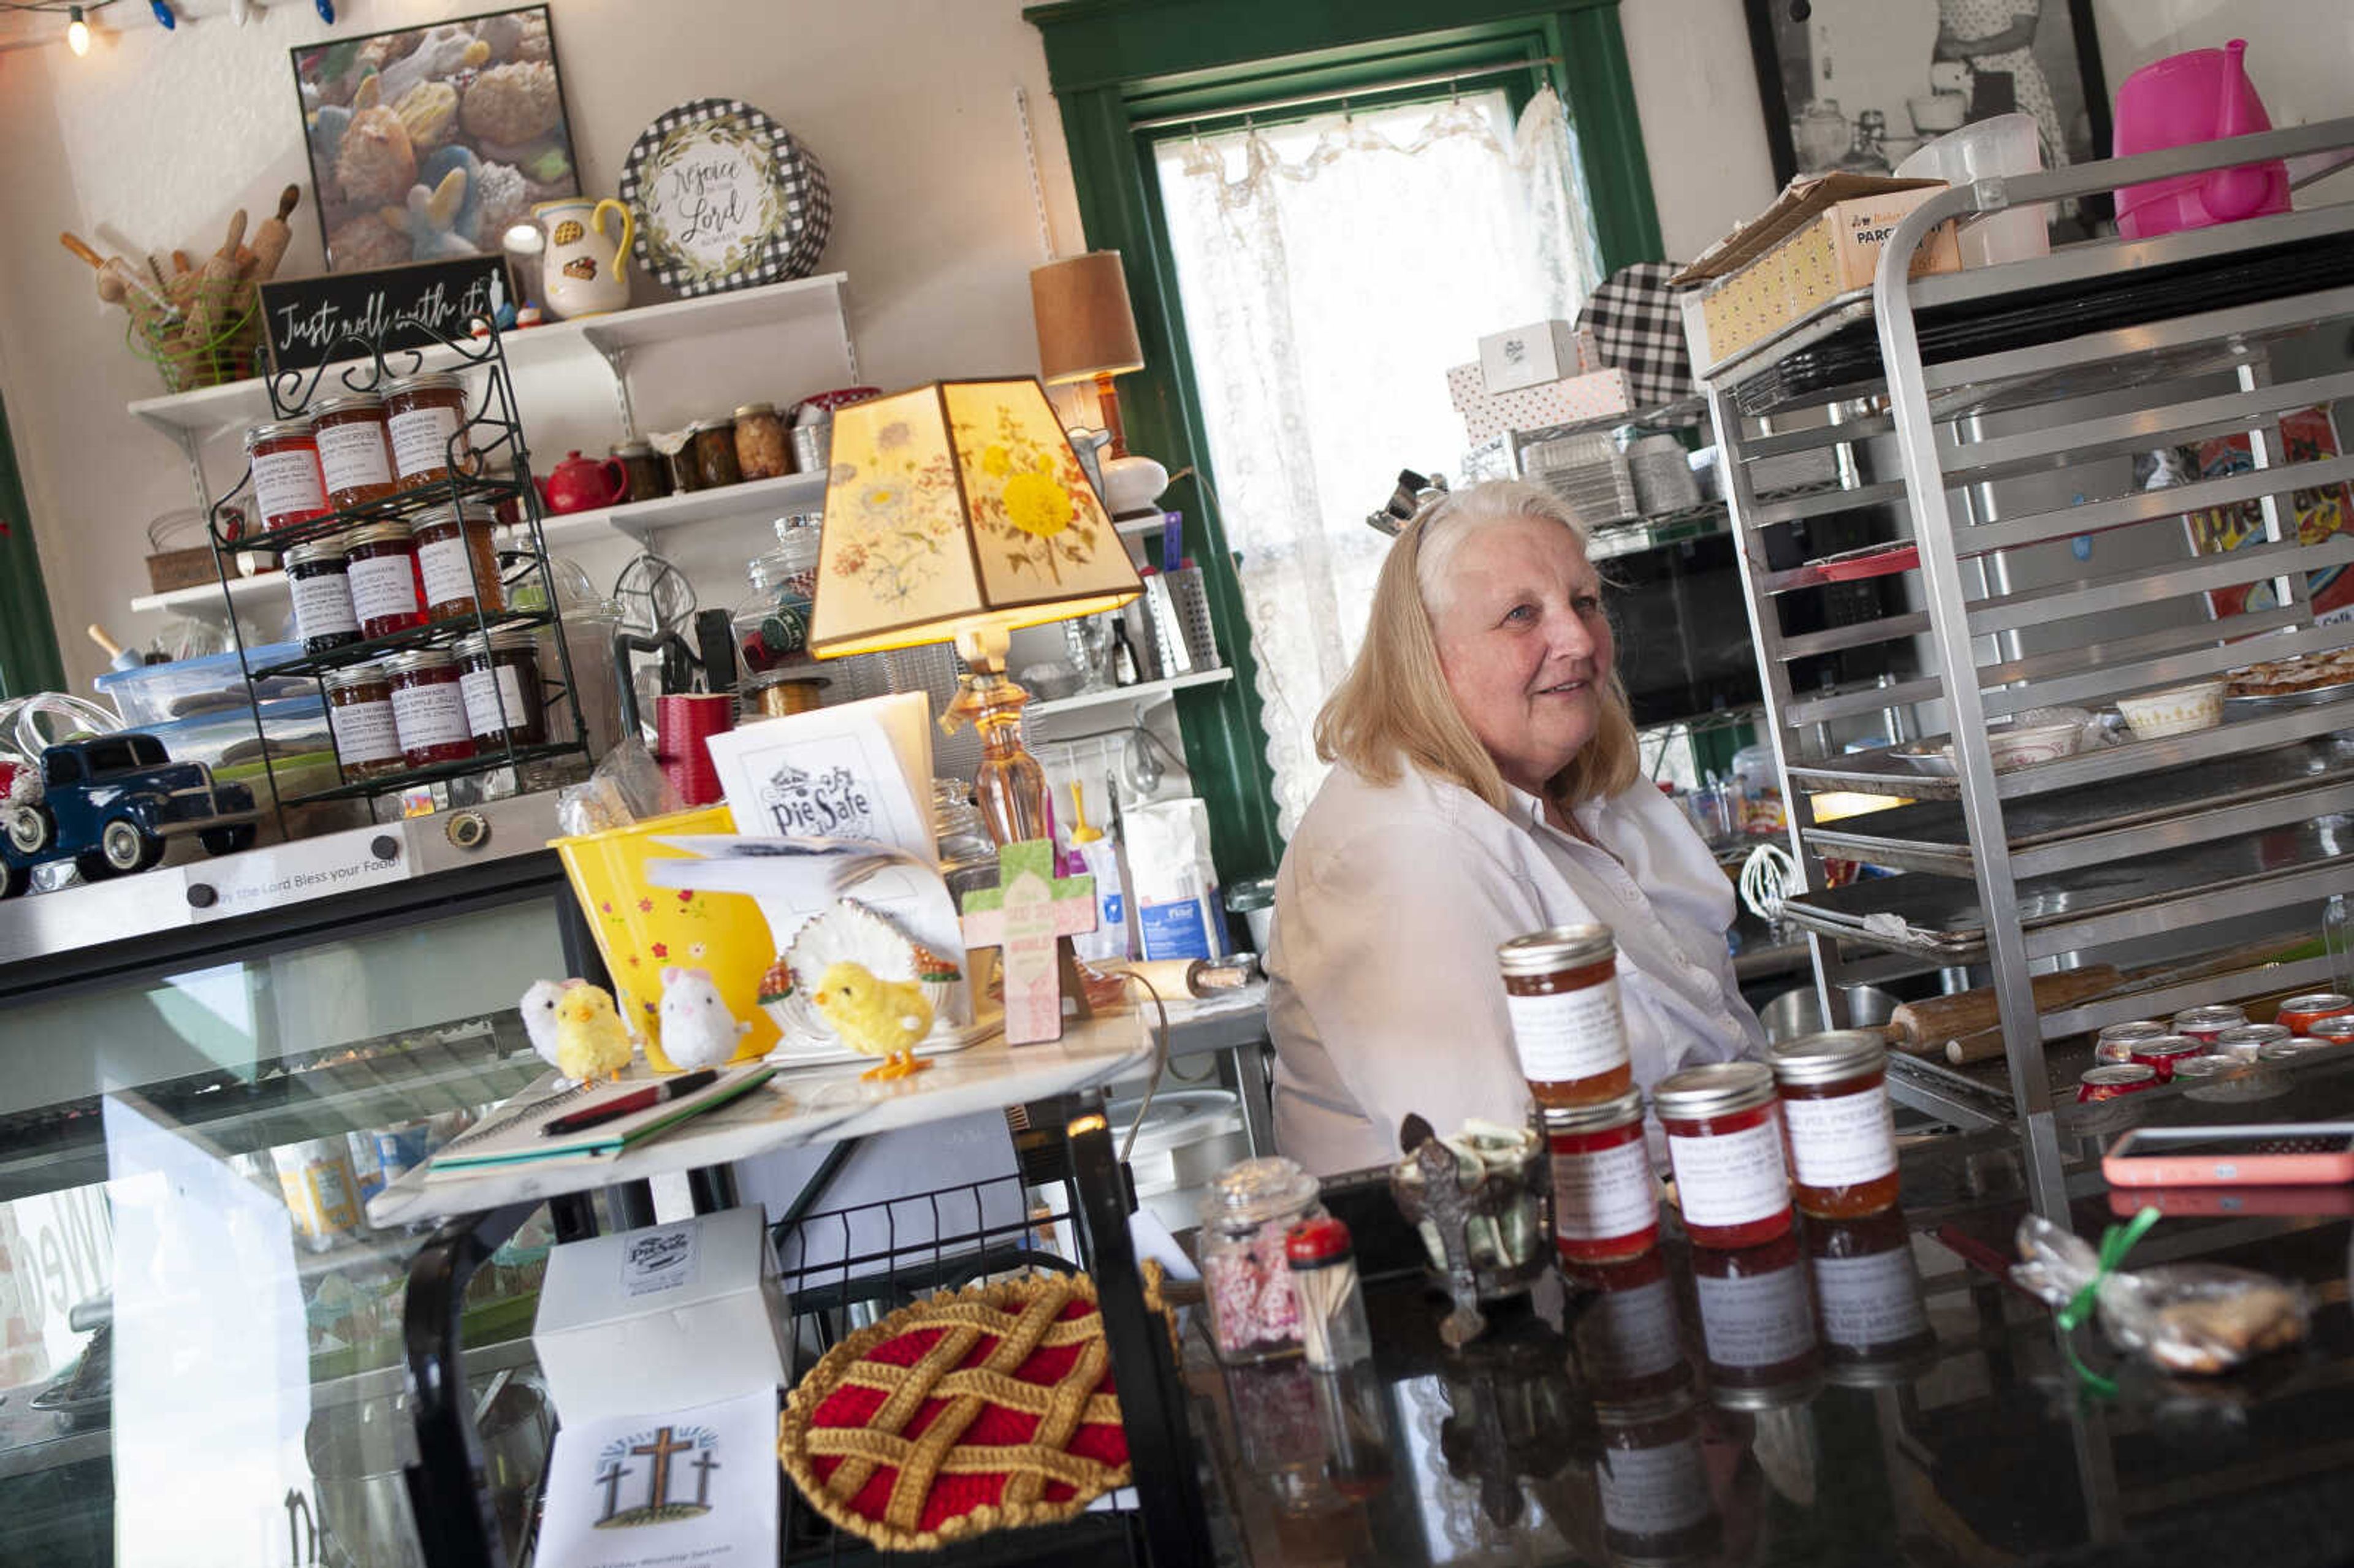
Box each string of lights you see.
[0,0,335,55]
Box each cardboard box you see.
[1477,319,1595,394]
[1447,363,1632,444]
[533,1206,791,1425]
[1672,175,1963,372]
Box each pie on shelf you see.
[2228,647,2354,697]
[777,1272,1132,1550]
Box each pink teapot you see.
[2112,39,2290,240]
[536,451,628,515]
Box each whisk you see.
[1739,842,1797,925]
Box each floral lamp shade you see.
[809,379,1141,658]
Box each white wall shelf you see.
[129,571,287,622]
[539,470,829,548]
[1028,668,1232,720]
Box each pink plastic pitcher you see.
[2112,39,2290,239]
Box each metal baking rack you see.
[200,314,593,828]
[1704,119,2354,1214]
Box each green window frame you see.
[0,392,64,701]
[1027,0,1663,885]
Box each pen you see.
[541,1070,720,1137]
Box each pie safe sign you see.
[620,97,832,296]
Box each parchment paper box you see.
[1672,174,1962,372]
[533,1206,790,1423]
[1477,319,1596,394]
[1447,363,1632,443]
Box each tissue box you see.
[532,1207,790,1424]
[1477,319,1596,394]
[1447,364,1632,444]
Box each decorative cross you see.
[594,1461,633,1523]
[631,1426,692,1512]
[959,839,1095,1045]
[692,1448,722,1508]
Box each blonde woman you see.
[1267,479,1764,1174]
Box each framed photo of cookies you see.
[292,4,583,274]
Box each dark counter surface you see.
[1183,1052,2354,1568]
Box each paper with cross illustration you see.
[535,1386,777,1564]
[959,840,1095,1045]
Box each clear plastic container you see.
[95,642,304,728]
[733,519,823,674]
[1199,1157,1322,1364]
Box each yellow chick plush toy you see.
[812,961,934,1081]
[552,982,635,1086]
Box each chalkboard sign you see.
[259,256,506,374]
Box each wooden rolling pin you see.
[1886,965,2124,1057]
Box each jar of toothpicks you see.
[1286,1217,1371,1371]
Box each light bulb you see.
[66,6,90,55]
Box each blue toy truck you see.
[1,734,260,899]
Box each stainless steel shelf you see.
[1968,535,2354,636]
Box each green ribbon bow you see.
[2054,1205,2161,1398]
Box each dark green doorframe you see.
[1029,0,1664,884]
[0,391,64,700]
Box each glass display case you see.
[0,793,584,1568]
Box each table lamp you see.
[809,378,1141,846]
[1030,251,1168,518]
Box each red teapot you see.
[536,450,628,515]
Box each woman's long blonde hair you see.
[1314,478,1640,813]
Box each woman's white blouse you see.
[1267,760,1766,1174]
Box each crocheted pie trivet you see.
[777,1273,1130,1550]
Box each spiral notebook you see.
[422,1062,777,1179]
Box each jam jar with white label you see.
[1593,1386,1720,1562]
[1543,1091,1658,1265]
[1767,1030,1899,1219]
[413,501,504,619]
[454,626,546,747]
[1689,1228,1820,1407]
[310,392,397,508]
[343,521,427,638]
[284,539,362,653]
[322,661,403,780]
[1653,1062,1792,1249]
[1498,924,1629,1107]
[384,371,473,489]
[245,421,329,535]
[385,648,478,768]
[1807,1206,1935,1380]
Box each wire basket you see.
[124,291,264,394]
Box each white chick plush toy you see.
[519,979,571,1071]
[657,965,751,1072]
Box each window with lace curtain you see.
[1152,86,1601,837]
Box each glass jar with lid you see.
[1198,1156,1323,1364]
[1542,1090,1658,1265]
[285,538,362,653]
[384,371,473,489]
[612,439,669,503]
[454,626,546,747]
[1766,1029,1899,1219]
[733,402,790,479]
[1689,1228,1820,1407]
[414,501,505,619]
[733,520,823,673]
[245,420,329,535]
[1498,924,1629,1107]
[385,647,478,768]
[691,418,743,489]
[322,661,403,780]
[1653,1061,1792,1248]
[343,520,427,638]
[311,392,397,508]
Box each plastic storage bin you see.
[94,643,305,728]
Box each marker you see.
[541,1070,719,1136]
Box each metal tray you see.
[2226,676,2354,712]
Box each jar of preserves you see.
[454,626,546,747]
[2278,993,2354,1035]
[1766,1030,1899,1219]
[413,501,505,619]
[733,402,790,479]
[2171,1004,2246,1044]
[1543,1091,1658,1265]
[1593,1387,1720,1561]
[343,521,426,638]
[322,661,405,780]
[1806,1206,1935,1379]
[1198,1157,1322,1365]
[1690,1228,1819,1407]
[2093,1020,2168,1064]
[2076,1062,2160,1103]
[284,539,362,653]
[384,371,473,489]
[691,418,743,489]
[612,439,669,503]
[1566,1250,1691,1404]
[1497,924,1629,1106]
[1653,1062,1792,1248]
[245,420,329,534]
[2128,1035,2206,1081]
[2215,1023,2290,1060]
[661,430,708,494]
[310,392,397,508]
[385,648,478,768]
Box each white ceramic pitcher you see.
[533,197,634,319]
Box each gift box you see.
[1447,363,1633,444]
[533,1206,791,1424]
[1477,319,1597,394]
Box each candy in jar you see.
[1198,1157,1320,1364]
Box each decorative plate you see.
[619,97,831,297]
[757,899,975,1063]
[777,1273,1130,1550]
